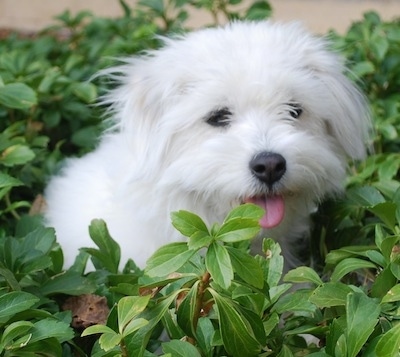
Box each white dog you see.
[45,21,370,270]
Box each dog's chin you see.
[243,194,286,229]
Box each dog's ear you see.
[316,67,371,160]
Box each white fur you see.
[45,21,370,270]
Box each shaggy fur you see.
[45,21,370,269]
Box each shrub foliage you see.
[0,1,400,356]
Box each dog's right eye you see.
[206,108,232,127]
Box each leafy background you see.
[0,0,400,356]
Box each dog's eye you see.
[288,103,303,119]
[206,108,232,127]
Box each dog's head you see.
[103,21,370,227]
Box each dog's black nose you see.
[249,152,286,186]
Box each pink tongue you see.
[245,195,285,229]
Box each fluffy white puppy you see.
[45,21,370,270]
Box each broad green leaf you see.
[177,281,200,337]
[245,0,272,20]
[0,267,21,291]
[283,266,323,286]
[223,203,264,222]
[216,218,261,243]
[123,318,149,337]
[40,270,96,296]
[125,289,184,356]
[118,295,150,333]
[29,318,74,343]
[309,282,353,308]
[171,210,209,237]
[331,257,376,282]
[209,289,261,357]
[99,332,122,352]
[0,82,37,109]
[0,291,39,323]
[0,144,35,167]
[82,324,116,337]
[262,238,284,287]
[188,230,213,250]
[272,290,316,314]
[162,340,202,357]
[205,242,233,289]
[381,284,400,303]
[368,202,397,230]
[196,317,214,355]
[0,321,33,347]
[371,267,397,299]
[88,219,121,273]
[0,172,23,189]
[346,292,380,357]
[347,186,385,206]
[375,322,400,357]
[145,242,196,277]
[263,312,279,336]
[72,82,97,103]
[226,246,264,288]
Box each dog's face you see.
[105,22,369,227]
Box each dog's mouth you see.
[244,194,285,229]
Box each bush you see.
[0,1,399,356]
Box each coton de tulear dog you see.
[45,21,370,270]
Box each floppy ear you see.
[98,54,185,174]
[316,66,372,160]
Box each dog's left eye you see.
[206,108,232,127]
[288,103,303,119]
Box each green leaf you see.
[122,318,149,337]
[87,219,121,273]
[82,324,117,337]
[309,282,353,308]
[177,281,200,337]
[0,172,23,190]
[145,242,196,277]
[245,0,272,20]
[209,290,261,357]
[0,321,34,347]
[224,203,264,222]
[118,295,150,333]
[162,340,202,357]
[171,210,209,238]
[283,266,323,286]
[375,322,400,357]
[188,230,213,250]
[40,270,96,296]
[0,291,39,323]
[0,83,37,109]
[346,292,380,357]
[196,317,215,355]
[368,202,397,230]
[0,144,35,167]
[125,289,184,356]
[381,284,400,303]
[331,257,376,282]
[29,318,74,343]
[216,218,260,243]
[99,332,122,352]
[226,246,264,289]
[262,238,284,287]
[272,290,316,314]
[71,82,98,103]
[347,186,385,206]
[205,242,233,289]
